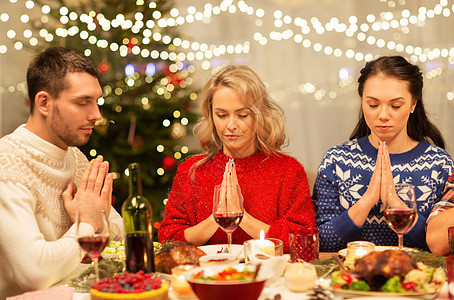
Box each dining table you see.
[58,251,449,300]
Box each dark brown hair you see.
[26,47,99,113]
[350,55,445,149]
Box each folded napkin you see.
[6,286,73,300]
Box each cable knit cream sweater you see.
[0,125,124,299]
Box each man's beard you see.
[50,104,92,147]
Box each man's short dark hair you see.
[26,47,100,113]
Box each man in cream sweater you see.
[0,47,124,299]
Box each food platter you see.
[198,244,243,258]
[344,297,432,300]
[328,248,445,300]
[338,245,417,257]
[330,287,440,299]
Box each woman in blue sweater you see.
[313,56,453,252]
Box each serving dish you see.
[198,253,240,266]
[330,287,440,299]
[184,263,273,300]
[338,245,417,257]
[198,244,243,258]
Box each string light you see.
[2,0,452,64]
[0,0,453,103]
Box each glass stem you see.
[94,257,100,282]
[398,233,404,249]
[227,232,232,253]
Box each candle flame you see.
[260,229,265,241]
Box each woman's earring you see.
[410,110,414,114]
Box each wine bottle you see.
[122,163,155,273]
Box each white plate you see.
[198,244,243,258]
[347,297,428,300]
[355,296,430,300]
[338,246,417,257]
[331,288,439,299]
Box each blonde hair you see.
[191,65,287,175]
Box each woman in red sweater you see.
[158,65,315,252]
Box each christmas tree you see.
[26,0,199,227]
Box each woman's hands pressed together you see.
[184,159,273,245]
[349,142,407,226]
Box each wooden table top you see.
[319,252,337,260]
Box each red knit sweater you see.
[158,151,315,252]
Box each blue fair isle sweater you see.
[313,136,454,252]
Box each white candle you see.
[355,246,368,258]
[344,241,375,269]
[285,263,317,292]
[171,265,196,297]
[255,230,275,256]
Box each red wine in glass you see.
[77,236,109,259]
[383,183,417,249]
[384,209,416,233]
[76,209,110,283]
[214,212,243,232]
[213,184,244,254]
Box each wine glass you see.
[383,183,417,249]
[76,208,110,283]
[213,184,244,253]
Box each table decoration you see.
[305,284,335,300]
[68,259,125,293]
[284,262,317,292]
[255,240,275,256]
[244,231,283,262]
[344,241,375,269]
[289,227,319,263]
[170,265,197,299]
[243,235,286,283]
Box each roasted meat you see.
[154,241,206,273]
[354,250,417,289]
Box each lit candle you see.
[172,275,193,295]
[344,241,375,269]
[255,230,275,256]
[171,265,196,297]
[355,246,368,258]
